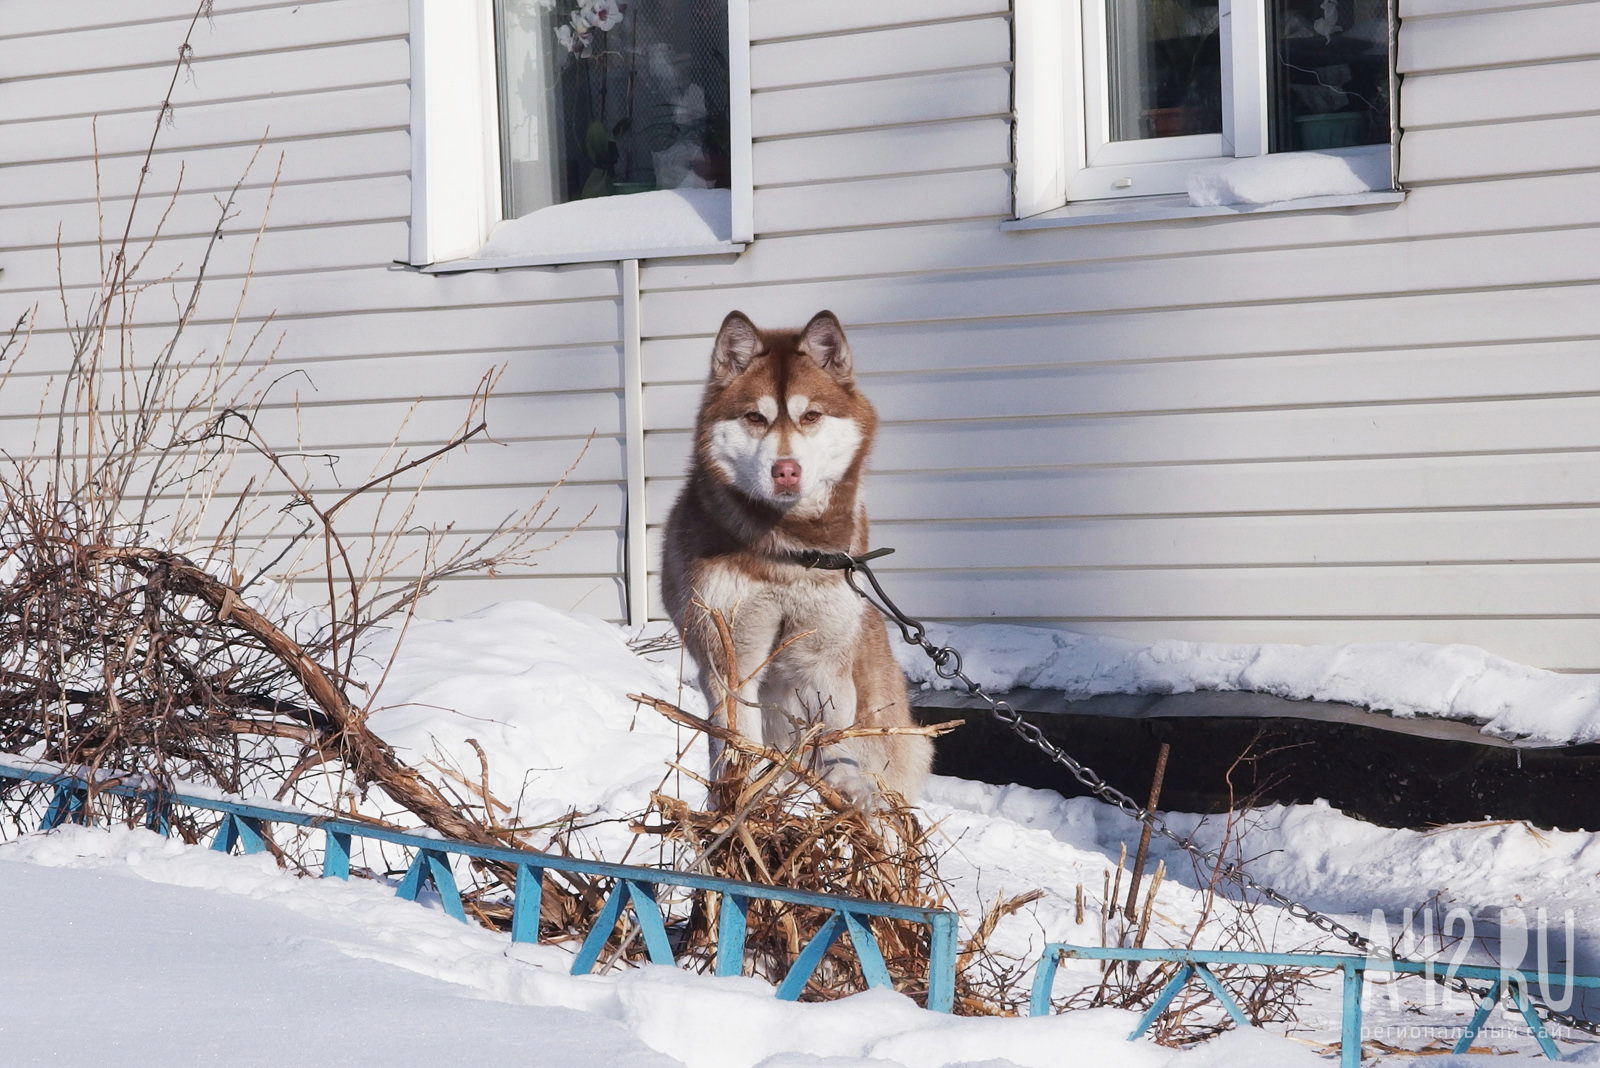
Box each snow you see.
[1,824,1334,1068]
[1186,149,1388,206]
[472,188,731,261]
[894,621,1600,745]
[355,600,709,856]
[0,826,675,1068]
[9,599,1600,1063]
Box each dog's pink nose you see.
[771,458,802,491]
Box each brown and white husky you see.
[661,310,932,802]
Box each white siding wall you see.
[5,0,1600,667]
[0,0,630,620]
[644,0,1600,672]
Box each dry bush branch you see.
[0,0,585,898]
[1056,740,1332,1045]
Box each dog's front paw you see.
[818,753,879,808]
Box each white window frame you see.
[1015,0,1393,214]
[407,0,753,270]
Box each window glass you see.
[1267,0,1391,151]
[494,0,731,220]
[1105,0,1223,141]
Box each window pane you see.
[1105,0,1223,141]
[1267,0,1392,152]
[495,0,731,220]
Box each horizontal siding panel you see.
[210,264,619,325]
[1,136,404,213]
[646,172,1600,297]
[752,68,1012,139]
[749,18,1011,91]
[0,343,623,402]
[0,221,409,295]
[263,348,626,402]
[5,93,409,177]
[0,0,406,80]
[246,393,617,450]
[640,508,1600,568]
[636,572,1600,671]
[754,119,1012,186]
[640,267,1600,362]
[919,619,1600,673]
[11,261,621,329]
[2,175,411,252]
[864,510,1600,568]
[264,436,627,487]
[842,562,1600,618]
[248,528,622,578]
[660,220,1600,331]
[644,282,1600,385]
[642,340,1600,429]
[0,391,624,451]
[1401,0,1583,20]
[1402,113,1600,182]
[1402,58,1600,128]
[645,395,1600,472]
[643,451,1600,522]
[7,307,625,382]
[750,0,1008,41]
[643,235,1600,342]
[107,304,623,363]
[0,0,265,38]
[306,484,625,536]
[1399,2,1600,72]
[754,168,1012,234]
[0,39,409,123]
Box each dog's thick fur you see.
[661,310,932,802]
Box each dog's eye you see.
[799,410,822,425]
[743,412,768,427]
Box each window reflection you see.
[1268,0,1391,151]
[495,0,731,220]
[1106,0,1223,141]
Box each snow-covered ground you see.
[8,603,1600,1066]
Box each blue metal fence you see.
[1030,943,1600,1065]
[0,757,959,1011]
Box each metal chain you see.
[798,548,1600,1037]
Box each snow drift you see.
[895,622,1600,746]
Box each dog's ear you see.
[798,310,853,383]
[710,311,764,387]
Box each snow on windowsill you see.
[422,188,741,273]
[894,623,1600,747]
[1186,145,1392,206]
[1004,146,1401,232]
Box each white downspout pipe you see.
[621,259,648,627]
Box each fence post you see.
[623,881,676,965]
[395,848,467,922]
[840,911,892,990]
[1340,960,1365,1068]
[1130,963,1195,1040]
[775,911,847,1001]
[571,881,631,975]
[143,793,170,836]
[211,813,266,855]
[322,829,351,879]
[928,911,959,1013]
[716,892,748,977]
[41,784,86,829]
[512,862,544,944]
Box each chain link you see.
[800,549,1600,1038]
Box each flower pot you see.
[1295,111,1368,150]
